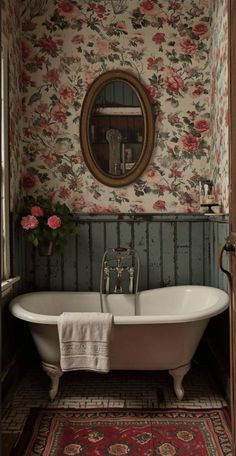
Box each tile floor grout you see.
[2,361,228,435]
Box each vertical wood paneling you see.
[104,222,119,250]
[119,222,132,248]
[162,222,175,286]
[190,222,204,285]
[63,233,77,291]
[16,215,229,294]
[148,222,162,289]
[203,221,210,285]
[77,222,91,291]
[49,255,63,291]
[91,222,105,291]
[133,222,148,290]
[176,222,190,285]
[34,251,49,290]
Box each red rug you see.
[11,408,232,455]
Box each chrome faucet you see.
[100,247,140,312]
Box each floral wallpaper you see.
[19,0,214,214]
[2,0,23,211]
[210,0,229,213]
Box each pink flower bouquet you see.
[20,197,79,254]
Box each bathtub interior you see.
[10,286,229,326]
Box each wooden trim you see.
[229,1,236,452]
[80,70,155,187]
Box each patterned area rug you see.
[11,408,232,455]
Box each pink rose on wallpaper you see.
[153,200,166,211]
[147,56,163,69]
[58,1,76,16]
[189,84,205,98]
[194,119,210,134]
[169,168,182,178]
[43,68,60,84]
[71,34,84,44]
[169,114,181,124]
[52,104,67,123]
[21,215,39,230]
[31,206,44,217]
[21,71,31,88]
[178,37,197,54]
[134,34,144,45]
[170,2,182,9]
[140,0,160,15]
[22,173,37,189]
[37,36,58,54]
[71,195,86,212]
[95,40,111,55]
[165,73,184,94]
[115,21,126,30]
[161,184,170,192]
[58,84,76,104]
[36,103,49,114]
[152,32,166,44]
[21,41,31,61]
[47,215,61,229]
[193,23,208,36]
[180,135,200,152]
[89,3,106,18]
[146,85,158,101]
[41,152,56,165]
[47,124,59,136]
[59,186,71,199]
[147,168,156,178]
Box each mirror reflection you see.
[89,80,144,176]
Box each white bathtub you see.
[9,286,229,401]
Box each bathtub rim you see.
[9,285,229,325]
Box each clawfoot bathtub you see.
[9,286,229,401]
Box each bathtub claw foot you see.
[168,363,190,401]
[42,362,63,400]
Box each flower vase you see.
[38,240,53,256]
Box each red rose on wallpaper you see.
[152,32,166,44]
[178,37,197,54]
[52,104,67,123]
[140,0,157,14]
[21,41,31,61]
[37,36,58,54]
[194,119,210,134]
[170,2,182,10]
[153,200,166,211]
[58,1,76,16]
[43,68,60,84]
[193,23,208,36]
[58,84,76,104]
[165,73,184,94]
[180,135,200,152]
[170,168,182,178]
[22,173,37,189]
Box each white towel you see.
[57,312,113,373]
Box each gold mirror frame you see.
[80,70,155,187]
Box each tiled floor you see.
[2,360,227,438]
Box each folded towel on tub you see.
[57,312,113,372]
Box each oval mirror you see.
[80,70,155,187]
